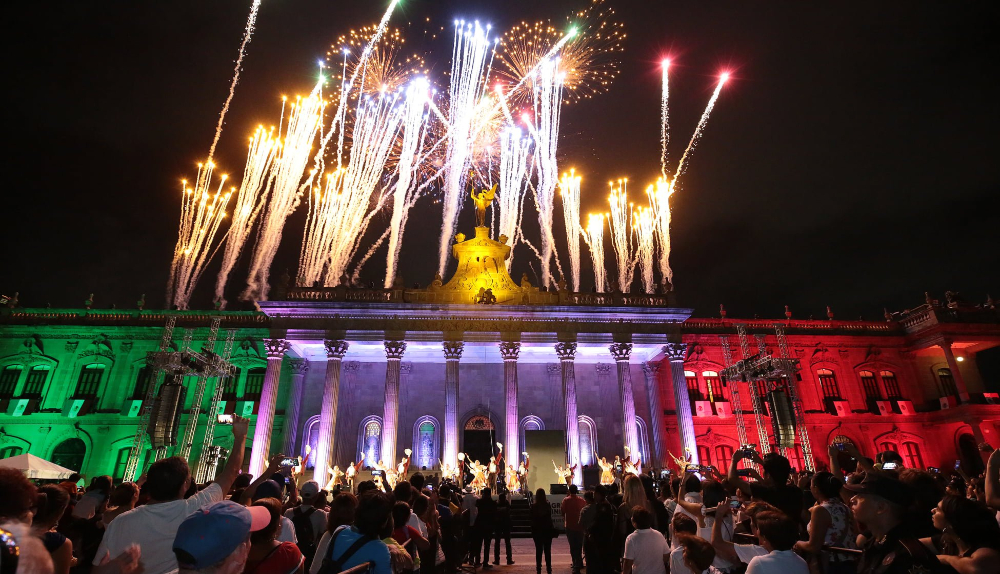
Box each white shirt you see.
[623,528,669,574]
[94,483,224,574]
[284,505,327,543]
[745,549,809,574]
[696,514,737,571]
[461,493,478,525]
[277,516,299,543]
[408,511,428,538]
[669,547,723,574]
[733,543,768,564]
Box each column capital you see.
[384,340,407,360]
[287,358,310,375]
[499,341,521,361]
[324,339,349,359]
[662,342,688,362]
[609,342,633,362]
[642,362,661,376]
[263,338,291,359]
[555,342,578,361]
[443,341,465,360]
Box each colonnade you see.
[247,338,700,480]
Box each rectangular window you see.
[881,371,902,399]
[132,366,155,400]
[0,446,24,459]
[715,445,734,470]
[860,372,881,399]
[697,445,711,466]
[23,366,50,397]
[937,369,957,397]
[903,442,924,469]
[704,372,725,402]
[753,379,768,401]
[818,370,841,399]
[75,365,105,398]
[786,445,805,473]
[880,442,898,453]
[0,366,22,398]
[113,447,131,480]
[686,375,703,404]
[221,371,240,401]
[243,368,266,401]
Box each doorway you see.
[462,414,496,466]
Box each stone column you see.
[664,343,699,464]
[312,340,348,486]
[939,340,970,402]
[249,338,291,477]
[641,362,668,467]
[380,340,407,466]
[443,341,464,468]
[610,343,640,456]
[281,358,310,456]
[500,342,521,458]
[556,342,582,485]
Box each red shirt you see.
[561,494,587,531]
[243,542,303,574]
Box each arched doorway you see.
[831,435,859,473]
[463,414,496,465]
[51,438,86,472]
[957,433,985,475]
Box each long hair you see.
[940,495,1000,551]
[622,475,647,510]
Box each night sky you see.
[6,1,998,319]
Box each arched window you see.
[51,438,86,472]
[881,371,902,399]
[578,416,598,467]
[880,442,898,453]
[358,416,382,468]
[703,371,725,402]
[0,446,24,459]
[685,371,702,403]
[697,445,711,466]
[715,445,734,470]
[832,435,859,472]
[132,365,155,400]
[937,368,957,397]
[520,416,544,455]
[113,447,131,480]
[817,369,840,399]
[23,365,50,397]
[902,442,924,469]
[303,416,320,469]
[243,367,266,402]
[0,365,23,398]
[412,416,440,470]
[635,417,651,465]
[75,364,105,398]
[859,371,881,399]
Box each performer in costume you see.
[324,465,344,491]
[505,463,519,492]
[346,452,364,493]
[518,452,530,497]
[440,459,457,483]
[397,448,411,482]
[553,461,574,485]
[457,452,467,489]
[598,456,614,486]
[469,458,488,490]
[490,443,504,490]
[612,455,624,490]
[376,459,397,491]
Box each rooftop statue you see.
[469,169,497,228]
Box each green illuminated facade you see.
[0,308,291,479]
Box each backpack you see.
[292,507,317,566]
[317,527,375,574]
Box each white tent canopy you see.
[0,453,75,479]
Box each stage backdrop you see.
[524,430,567,494]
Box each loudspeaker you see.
[939,396,957,410]
[6,398,38,416]
[875,401,893,416]
[549,483,568,495]
[714,401,732,418]
[147,383,186,448]
[694,401,713,417]
[895,400,916,415]
[767,390,797,448]
[62,398,93,418]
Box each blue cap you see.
[173,501,270,569]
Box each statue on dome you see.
[469,169,497,228]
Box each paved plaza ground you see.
[471,538,577,573]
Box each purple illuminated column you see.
[249,338,291,477]
[443,341,464,468]
[556,342,582,485]
[312,340,348,485]
[664,343,699,464]
[500,342,521,458]
[641,362,667,467]
[610,343,639,456]
[281,358,310,456]
[380,340,407,467]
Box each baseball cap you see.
[173,501,270,569]
[300,480,320,501]
[843,472,914,507]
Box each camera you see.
[659,469,670,479]
[280,456,301,468]
[736,468,753,477]
[881,462,898,470]
[729,499,740,509]
[217,414,234,425]
[834,443,847,451]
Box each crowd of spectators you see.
[2,418,999,574]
